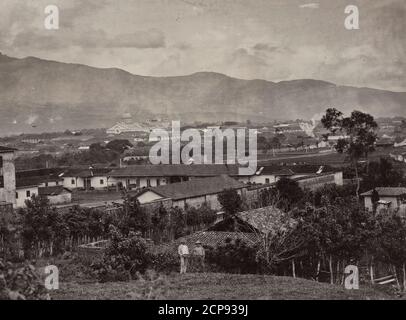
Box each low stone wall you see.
[77,240,108,264]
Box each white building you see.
[136,175,246,210]
[106,122,150,135]
[62,168,111,190]
[361,187,406,215]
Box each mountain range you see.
[0,52,405,135]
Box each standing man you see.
[193,241,205,272]
[178,239,189,274]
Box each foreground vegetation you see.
[52,272,392,300]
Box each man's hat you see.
[195,240,202,244]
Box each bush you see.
[150,250,179,274]
[0,259,50,300]
[91,227,151,282]
[206,238,259,274]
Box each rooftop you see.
[0,146,17,154]
[237,206,287,234]
[109,164,239,178]
[168,231,257,251]
[361,187,406,197]
[139,175,245,201]
[62,167,112,178]
[38,186,71,196]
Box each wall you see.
[0,152,16,206]
[90,176,109,189]
[39,181,61,187]
[15,186,39,208]
[63,176,84,189]
[298,172,343,191]
[47,192,72,205]
[63,176,109,190]
[109,177,168,189]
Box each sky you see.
[0,0,405,91]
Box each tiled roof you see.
[38,186,71,196]
[16,168,65,188]
[0,146,17,153]
[154,231,258,254]
[361,187,406,197]
[109,164,239,178]
[140,175,245,201]
[62,167,112,178]
[236,206,286,234]
[259,165,332,175]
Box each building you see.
[361,187,406,215]
[106,122,151,135]
[61,167,112,190]
[15,180,38,208]
[135,175,246,210]
[108,164,239,190]
[240,164,343,188]
[0,146,17,207]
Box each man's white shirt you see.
[178,244,189,256]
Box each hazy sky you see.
[1,0,405,91]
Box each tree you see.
[106,139,133,153]
[217,189,244,231]
[18,195,68,258]
[362,157,405,191]
[275,178,305,211]
[372,212,406,292]
[117,193,150,236]
[321,108,378,197]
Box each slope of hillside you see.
[1,53,405,135]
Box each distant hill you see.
[0,53,405,135]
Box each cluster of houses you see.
[3,143,405,218]
[1,146,345,210]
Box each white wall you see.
[47,192,72,205]
[63,177,84,189]
[15,186,39,208]
[63,176,109,190]
[109,177,168,189]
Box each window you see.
[26,190,31,198]
[15,192,18,199]
[157,179,160,186]
[100,179,104,185]
[265,178,270,184]
[0,156,3,168]
[147,179,151,187]
[45,182,48,187]
[0,175,3,188]
[71,179,75,185]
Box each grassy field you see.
[52,273,394,300]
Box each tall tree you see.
[218,189,244,231]
[362,157,405,190]
[321,108,378,197]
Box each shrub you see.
[91,227,151,282]
[206,238,259,274]
[150,250,179,274]
[0,259,50,300]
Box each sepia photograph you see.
[0,0,405,309]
